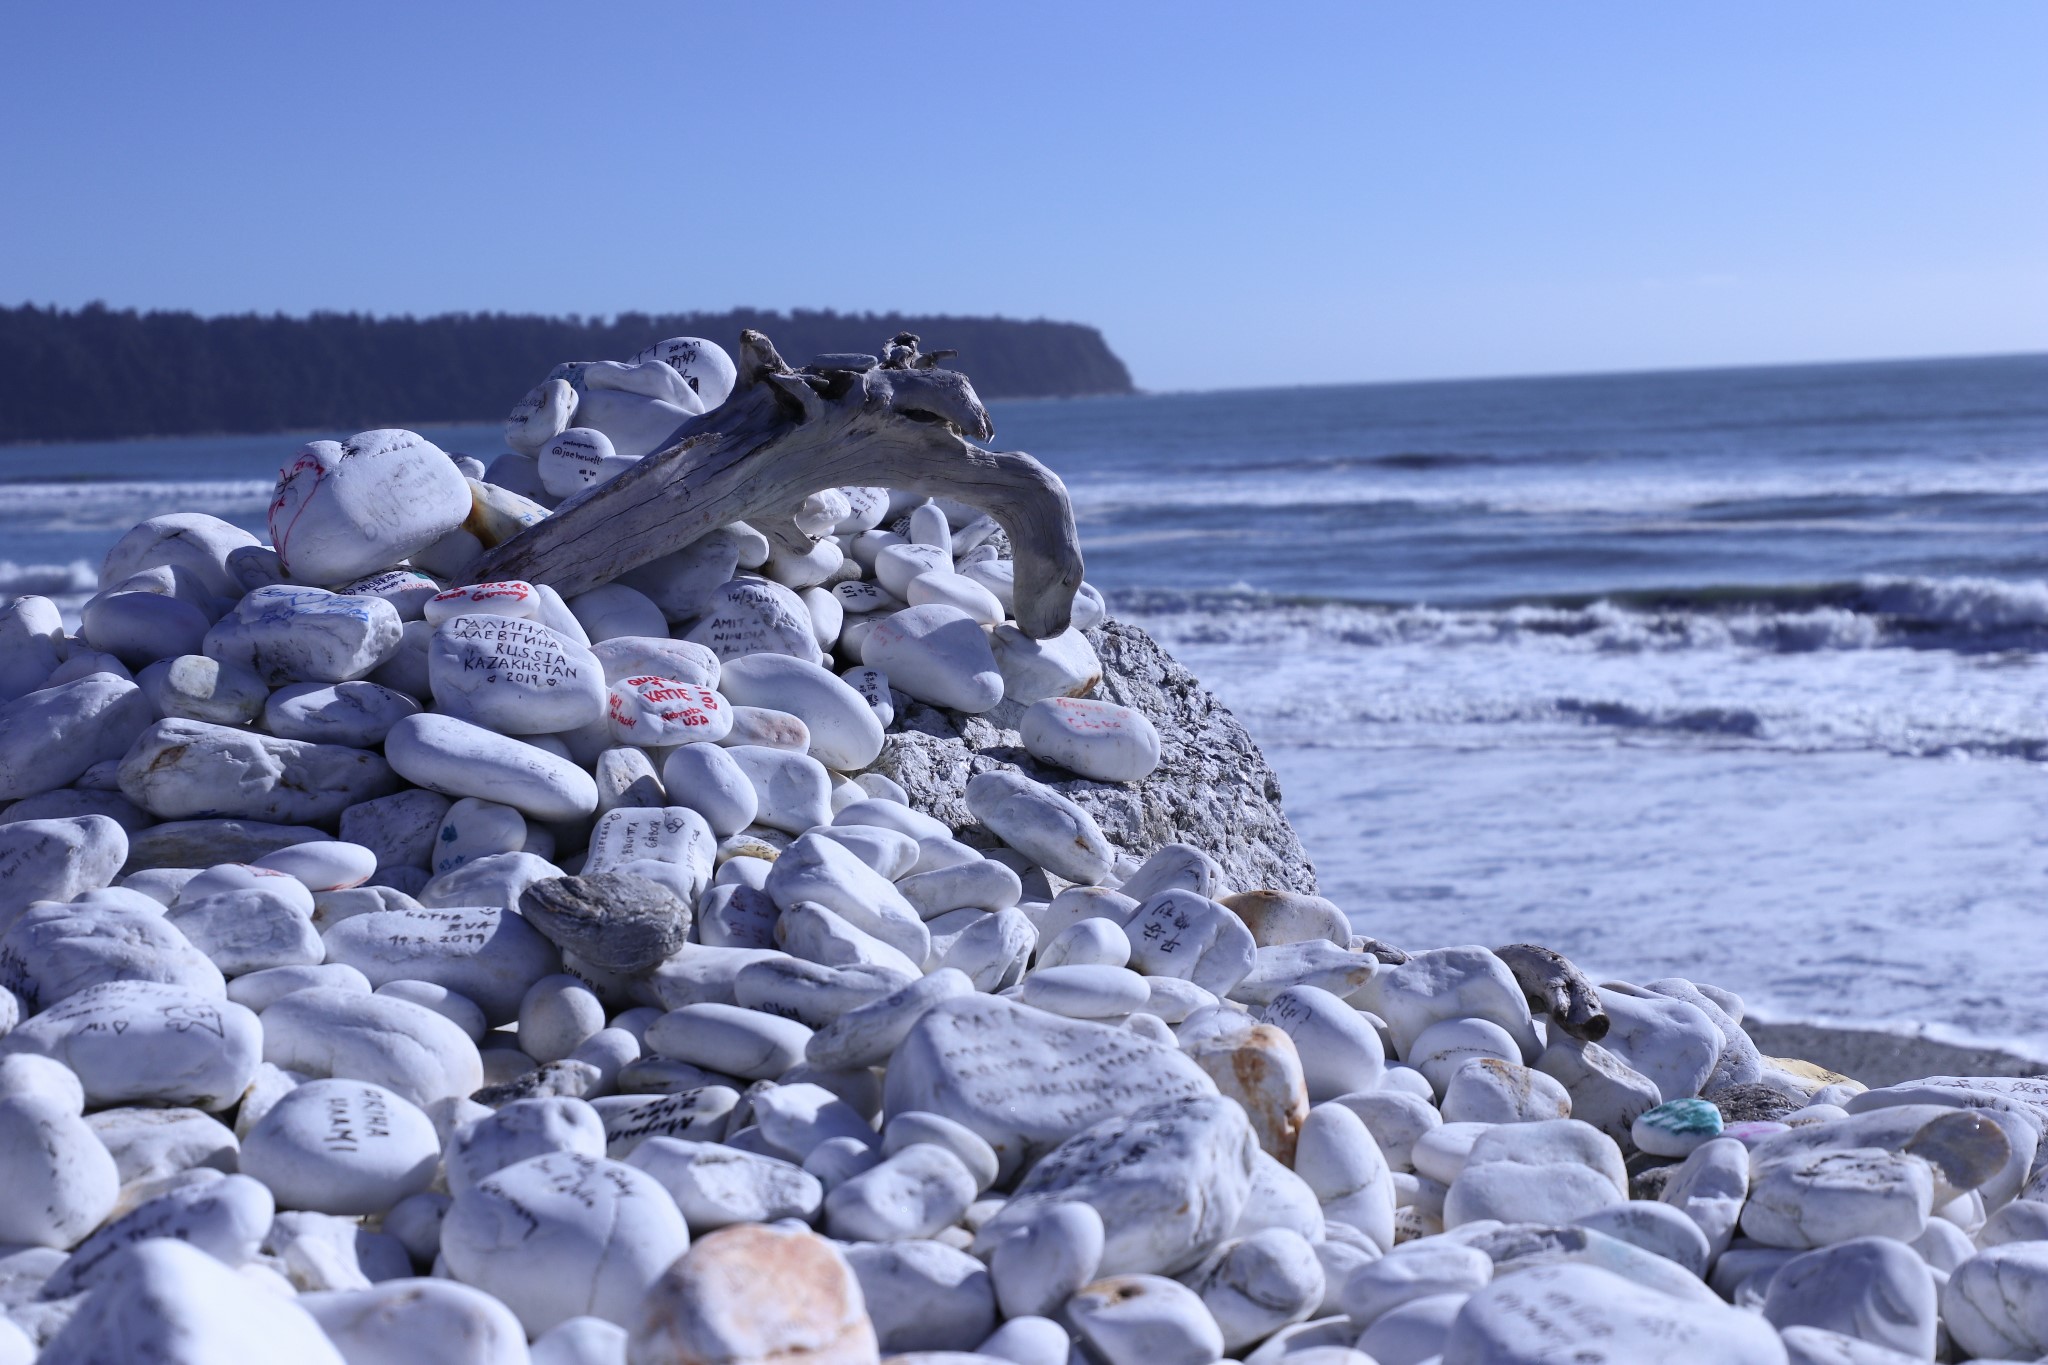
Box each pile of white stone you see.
[2,341,2047,1365]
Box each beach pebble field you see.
[0,337,2044,1364]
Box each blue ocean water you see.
[7,352,2048,1047]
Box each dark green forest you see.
[0,304,1135,443]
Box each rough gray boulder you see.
[875,619,1316,895]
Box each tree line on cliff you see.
[0,303,1136,443]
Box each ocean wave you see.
[0,559,96,599]
[1110,574,2048,655]
[0,478,272,524]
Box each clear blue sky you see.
[4,3,2043,392]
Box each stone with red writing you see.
[238,1078,439,1215]
[607,676,734,747]
[442,1149,692,1335]
[591,636,721,689]
[1,979,262,1111]
[268,430,473,586]
[320,903,561,1026]
[684,579,824,666]
[1019,697,1161,783]
[424,580,544,626]
[429,613,607,735]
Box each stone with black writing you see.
[261,986,484,1109]
[442,1149,691,1335]
[203,585,403,685]
[1123,889,1257,997]
[322,903,559,1025]
[119,718,397,825]
[863,605,1003,713]
[444,1095,607,1197]
[0,815,126,917]
[429,613,606,735]
[685,579,823,666]
[387,713,599,821]
[39,1237,347,1365]
[586,806,715,887]
[0,674,153,803]
[891,993,1218,1187]
[0,894,225,1012]
[626,1136,823,1234]
[1443,1262,1787,1364]
[540,427,638,498]
[268,430,473,585]
[337,568,440,621]
[596,1086,742,1158]
[3,979,259,1110]
[44,1171,272,1297]
[0,1090,119,1248]
[236,1077,439,1215]
[165,882,325,977]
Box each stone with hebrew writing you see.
[2,979,261,1111]
[237,1077,438,1216]
[882,992,1216,1182]
[267,429,473,586]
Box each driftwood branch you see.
[474,331,1086,638]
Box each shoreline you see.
[1745,1013,2048,1088]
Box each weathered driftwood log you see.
[1494,942,1610,1041]
[473,331,1086,638]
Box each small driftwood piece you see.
[1494,943,1609,1042]
[473,331,1086,638]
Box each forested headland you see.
[0,303,1136,443]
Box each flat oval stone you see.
[1019,697,1161,783]
[202,585,404,685]
[46,1172,273,1297]
[1445,1262,1785,1363]
[645,1003,812,1081]
[118,718,397,825]
[591,636,720,688]
[606,676,734,747]
[430,614,606,735]
[964,770,1112,885]
[241,1078,439,1214]
[386,713,599,821]
[269,430,473,585]
[301,1278,529,1365]
[3,979,260,1110]
[717,653,885,773]
[322,903,560,1025]
[260,986,483,1109]
[442,1150,690,1336]
[864,605,1003,713]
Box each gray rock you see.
[875,621,1314,894]
[519,873,691,974]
